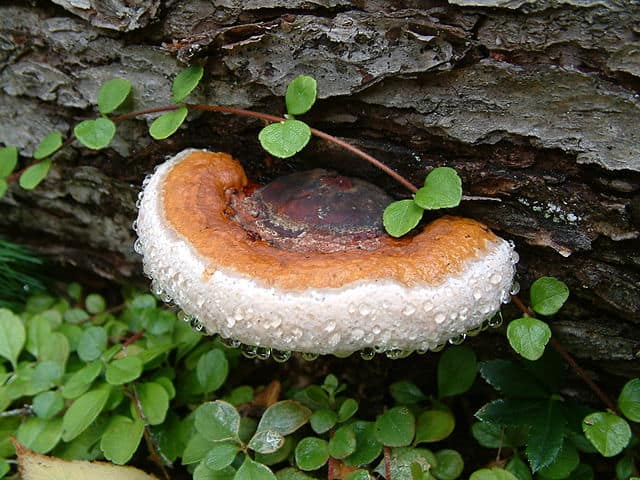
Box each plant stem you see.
[0,406,31,417]
[383,446,392,480]
[511,295,621,415]
[8,103,418,194]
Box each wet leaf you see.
[285,75,317,115]
[383,199,424,238]
[506,318,551,361]
[149,107,188,140]
[530,277,569,316]
[74,117,116,150]
[259,120,311,159]
[414,167,462,210]
[374,406,415,447]
[582,412,631,457]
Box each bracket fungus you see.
[135,149,518,359]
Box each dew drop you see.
[222,337,241,348]
[352,328,364,340]
[358,304,372,316]
[255,346,271,360]
[448,333,467,345]
[385,349,412,359]
[431,342,446,352]
[360,348,375,360]
[324,321,337,333]
[233,308,244,321]
[160,292,172,303]
[301,352,319,361]
[488,311,503,328]
[272,349,292,363]
[178,311,192,323]
[372,324,381,334]
[374,345,386,353]
[190,318,204,332]
[423,301,434,312]
[509,280,521,295]
[226,317,236,328]
[328,333,341,346]
[511,251,520,264]
[434,313,445,324]
[150,280,163,296]
[416,349,427,355]
[131,220,138,232]
[402,304,416,316]
[473,290,483,300]
[133,238,143,254]
[466,324,483,337]
[241,344,257,359]
[490,273,502,285]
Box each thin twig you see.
[511,295,622,415]
[0,406,31,418]
[125,387,172,480]
[383,446,392,480]
[123,329,146,347]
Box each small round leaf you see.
[98,78,132,114]
[538,442,580,479]
[344,421,383,467]
[85,293,106,314]
[257,400,312,436]
[249,430,285,454]
[414,167,462,210]
[106,356,143,385]
[62,386,110,441]
[530,277,569,316]
[172,65,204,102]
[0,146,18,177]
[383,199,424,238]
[0,308,26,369]
[295,437,329,471]
[438,345,477,397]
[619,378,640,422]
[310,409,337,434]
[415,409,455,444]
[432,449,464,480]
[196,348,229,393]
[74,117,116,150]
[259,120,311,159]
[77,326,108,362]
[285,75,317,115]
[19,160,52,190]
[137,382,170,425]
[374,406,415,447]
[470,468,519,480]
[32,391,65,419]
[329,425,357,459]
[34,132,63,160]
[149,107,188,140]
[100,415,144,464]
[205,441,241,470]
[338,398,359,422]
[195,400,241,442]
[582,412,631,457]
[506,317,551,361]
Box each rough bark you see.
[0,0,638,374]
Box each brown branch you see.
[383,446,392,480]
[123,329,146,347]
[510,295,622,415]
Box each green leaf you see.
[34,132,63,160]
[374,447,437,480]
[197,349,229,392]
[195,400,241,442]
[618,378,640,422]
[85,293,106,314]
[0,178,7,198]
[310,409,337,434]
[0,146,18,177]
[32,390,65,419]
[16,417,62,454]
[0,309,25,369]
[538,441,580,479]
[62,361,102,399]
[74,118,116,150]
[566,464,594,480]
[32,360,64,391]
[106,356,143,385]
[194,464,237,480]
[137,382,169,425]
[257,400,312,436]
[19,159,52,190]
[374,406,415,447]
[507,318,551,361]
[77,326,108,362]
[100,415,144,464]
[295,437,329,471]
[338,398,359,423]
[172,65,204,102]
[432,449,464,480]
[616,456,635,480]
[582,412,631,457]
[415,409,455,444]
[206,441,241,470]
[276,468,315,480]
[285,75,318,116]
[344,470,370,480]
[329,425,357,459]
[525,400,567,472]
[438,346,477,397]
[256,436,294,466]
[258,118,313,159]
[476,399,548,426]
[97,78,132,114]
[390,381,427,405]
[530,277,569,316]
[62,386,110,441]
[182,432,214,464]
[383,199,424,238]
[0,459,8,478]
[470,468,519,480]
[470,422,528,449]
[479,360,548,398]
[236,457,277,480]
[414,167,462,210]
[149,107,189,140]
[344,421,383,467]
[249,430,285,454]
[505,455,532,480]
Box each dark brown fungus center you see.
[231,169,393,253]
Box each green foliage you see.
[149,107,189,140]
[0,309,25,369]
[33,132,63,160]
[97,78,132,114]
[19,159,52,190]
[582,412,631,457]
[100,415,144,464]
[0,147,18,178]
[295,437,329,471]
[74,117,116,150]
[285,76,317,116]
[529,277,569,316]
[414,167,462,210]
[258,120,312,159]
[618,378,640,422]
[382,200,424,238]
[438,346,477,397]
[506,317,551,361]
[172,65,204,103]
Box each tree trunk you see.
[1,0,638,375]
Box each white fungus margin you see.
[135,149,518,356]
